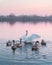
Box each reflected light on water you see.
[0,22,52,41]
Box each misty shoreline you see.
[0,14,52,23]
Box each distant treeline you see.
[0,14,52,23]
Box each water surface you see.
[0,22,52,65]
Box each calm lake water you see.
[0,22,52,65]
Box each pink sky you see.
[0,0,52,15]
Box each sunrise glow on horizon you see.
[0,0,52,15]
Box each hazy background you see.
[0,0,52,15]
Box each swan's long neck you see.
[26,30,28,36]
